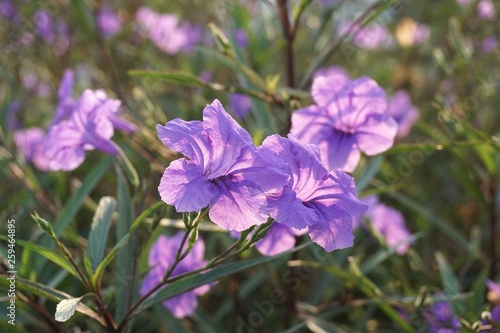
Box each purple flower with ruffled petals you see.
[368,202,412,255]
[14,128,51,171]
[0,0,17,21]
[140,233,210,318]
[291,67,397,172]
[477,0,496,21]
[424,295,461,333]
[229,93,252,119]
[45,89,135,171]
[157,99,289,231]
[51,69,75,126]
[136,7,201,55]
[97,8,122,39]
[387,90,420,138]
[262,134,367,251]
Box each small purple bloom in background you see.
[45,89,135,171]
[477,0,496,21]
[354,195,412,255]
[387,90,420,138]
[136,7,201,55]
[140,233,210,318]
[424,295,461,333]
[234,28,248,48]
[368,202,412,255]
[14,128,51,171]
[231,223,307,256]
[291,66,397,172]
[97,7,122,39]
[262,134,367,251]
[34,10,55,43]
[157,99,288,231]
[339,21,392,50]
[0,0,17,21]
[396,18,431,47]
[229,93,252,119]
[482,36,497,53]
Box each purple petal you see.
[369,203,412,255]
[308,206,354,251]
[209,178,268,231]
[157,120,207,163]
[486,280,500,297]
[159,159,216,212]
[255,223,297,256]
[355,114,398,156]
[162,291,199,318]
[267,187,319,229]
[311,67,350,107]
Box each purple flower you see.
[424,296,461,333]
[139,233,210,318]
[482,36,497,53]
[136,7,201,55]
[387,90,420,138]
[262,134,367,251]
[477,0,496,20]
[229,93,252,119]
[0,0,17,21]
[291,67,397,172]
[157,99,289,231]
[234,28,248,48]
[340,22,392,50]
[44,89,134,171]
[368,202,412,255]
[52,69,76,126]
[14,128,51,171]
[97,8,122,39]
[34,10,55,43]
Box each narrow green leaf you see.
[0,235,78,278]
[52,156,114,237]
[87,196,117,272]
[435,252,464,315]
[129,201,163,234]
[115,165,135,321]
[0,275,105,326]
[134,243,311,316]
[70,0,96,37]
[92,234,130,287]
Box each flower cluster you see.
[291,67,399,172]
[15,70,135,172]
[424,295,462,333]
[140,233,211,318]
[157,99,367,251]
[136,7,202,55]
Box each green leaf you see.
[0,275,105,326]
[134,242,311,316]
[87,196,117,272]
[31,212,53,234]
[55,296,83,322]
[435,252,464,315]
[0,235,78,279]
[129,201,163,234]
[92,234,130,288]
[115,165,135,321]
[70,0,96,38]
[52,156,114,237]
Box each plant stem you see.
[277,0,296,88]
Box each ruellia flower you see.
[45,89,135,171]
[229,93,252,120]
[139,233,210,318]
[387,90,420,138]
[14,128,51,171]
[368,202,412,255]
[96,7,122,39]
[424,295,461,333]
[262,134,367,251]
[157,99,288,231]
[339,21,392,50]
[52,69,75,126]
[136,7,201,55]
[291,67,398,172]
